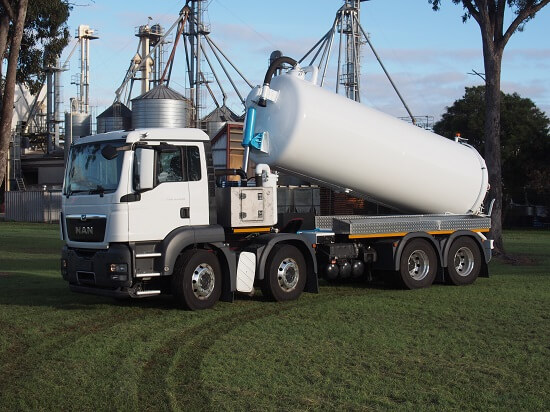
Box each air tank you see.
[96,102,132,133]
[131,85,191,128]
[245,69,489,215]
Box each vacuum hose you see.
[258,56,298,107]
[214,168,247,181]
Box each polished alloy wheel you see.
[191,263,215,300]
[277,258,300,292]
[407,250,430,281]
[453,246,475,277]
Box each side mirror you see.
[101,144,118,160]
[134,147,155,191]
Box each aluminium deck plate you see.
[315,214,491,235]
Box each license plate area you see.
[77,271,96,285]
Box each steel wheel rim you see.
[277,258,299,291]
[408,250,430,281]
[191,263,215,300]
[454,247,475,277]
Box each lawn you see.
[0,222,549,411]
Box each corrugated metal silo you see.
[65,112,91,138]
[131,85,191,128]
[96,102,132,133]
[202,104,240,138]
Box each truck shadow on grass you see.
[0,272,148,309]
[0,271,285,310]
[0,271,453,310]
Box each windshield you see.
[63,141,124,196]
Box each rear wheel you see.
[172,249,222,310]
[262,244,306,302]
[398,239,437,289]
[447,237,481,285]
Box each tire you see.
[398,239,437,289]
[446,237,481,286]
[262,244,306,302]
[172,249,222,310]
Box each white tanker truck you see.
[60,56,493,310]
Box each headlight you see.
[110,263,129,281]
[109,263,128,273]
[61,259,68,276]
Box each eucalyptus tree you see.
[429,0,550,253]
[0,0,70,191]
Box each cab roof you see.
[74,127,210,145]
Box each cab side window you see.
[155,145,202,184]
[157,150,183,183]
[185,146,201,182]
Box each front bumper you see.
[61,243,133,293]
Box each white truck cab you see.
[61,127,317,309]
[62,128,212,247]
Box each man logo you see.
[75,226,93,235]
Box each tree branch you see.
[495,0,506,38]
[502,0,550,47]
[473,0,495,45]
[464,0,482,25]
[1,0,14,21]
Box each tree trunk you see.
[482,38,505,254]
[0,13,10,100]
[0,0,29,188]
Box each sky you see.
[59,0,550,124]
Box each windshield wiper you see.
[89,185,106,197]
[65,188,88,198]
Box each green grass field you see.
[0,222,549,411]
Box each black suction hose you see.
[258,56,298,107]
[215,168,247,181]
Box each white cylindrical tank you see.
[246,69,488,215]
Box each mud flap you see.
[236,252,255,293]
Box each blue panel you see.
[242,107,256,148]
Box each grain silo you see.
[96,102,132,133]
[64,112,91,138]
[131,85,191,128]
[202,105,240,138]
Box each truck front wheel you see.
[262,244,306,302]
[446,237,481,285]
[398,239,437,289]
[172,249,222,310]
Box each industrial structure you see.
[113,1,251,134]
[5,24,98,194]
[300,0,415,123]
[65,25,99,148]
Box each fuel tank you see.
[244,68,488,215]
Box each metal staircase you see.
[15,177,26,191]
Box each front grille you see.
[66,215,107,242]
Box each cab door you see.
[185,143,210,226]
[128,144,191,242]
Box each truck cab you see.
[60,127,317,309]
